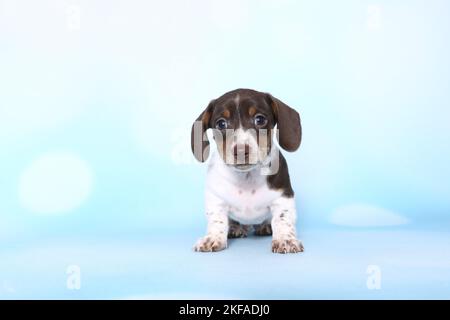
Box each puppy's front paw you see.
[272,238,304,254]
[194,235,227,252]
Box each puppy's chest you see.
[208,171,281,223]
[227,187,277,223]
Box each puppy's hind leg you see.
[228,219,249,238]
[253,219,272,236]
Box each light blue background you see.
[1,0,449,299]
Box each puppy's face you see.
[209,92,275,171]
[191,89,301,171]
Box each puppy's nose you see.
[233,144,250,158]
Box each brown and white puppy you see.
[191,88,303,254]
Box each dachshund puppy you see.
[191,88,303,253]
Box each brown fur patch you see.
[202,111,211,126]
[268,95,301,151]
[266,152,294,197]
[222,109,230,118]
[248,106,257,116]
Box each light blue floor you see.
[1,0,450,301]
[1,227,449,299]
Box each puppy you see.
[191,88,303,253]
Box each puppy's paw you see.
[254,223,272,236]
[228,223,249,238]
[271,238,304,254]
[194,235,227,252]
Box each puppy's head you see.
[191,89,301,171]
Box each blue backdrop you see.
[1,0,449,299]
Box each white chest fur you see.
[205,153,282,224]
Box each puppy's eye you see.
[254,114,268,127]
[215,118,228,130]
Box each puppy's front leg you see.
[194,192,228,252]
[270,197,304,254]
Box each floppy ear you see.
[267,94,302,151]
[191,100,215,162]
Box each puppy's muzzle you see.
[230,143,260,169]
[233,143,251,163]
